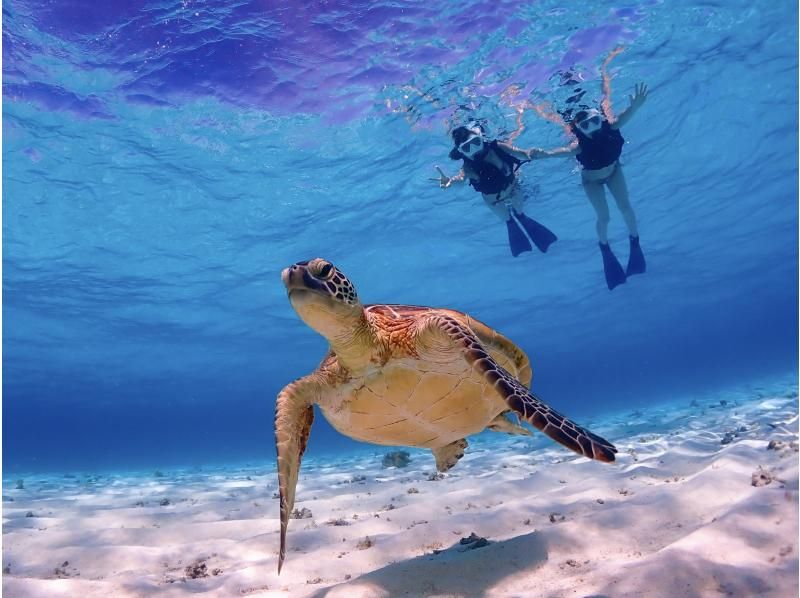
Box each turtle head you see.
[281,258,362,339]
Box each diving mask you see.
[576,109,603,135]
[459,134,484,158]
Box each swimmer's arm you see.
[527,141,579,159]
[433,167,467,189]
[610,82,648,130]
[495,142,531,162]
[448,169,467,185]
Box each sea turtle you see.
[275,258,617,572]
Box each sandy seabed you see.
[3,382,799,598]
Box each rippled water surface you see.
[3,0,797,472]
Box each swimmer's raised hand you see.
[629,82,648,110]
[429,166,452,189]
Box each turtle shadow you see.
[309,531,548,598]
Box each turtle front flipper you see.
[274,377,318,573]
[418,315,617,463]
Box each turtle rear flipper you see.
[432,439,468,472]
[487,412,532,436]
[420,315,617,463]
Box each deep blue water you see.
[3,0,798,474]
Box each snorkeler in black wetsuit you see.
[538,81,649,290]
[433,125,557,257]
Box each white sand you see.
[3,384,798,597]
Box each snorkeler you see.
[433,124,557,257]
[536,81,648,290]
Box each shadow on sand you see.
[309,531,548,598]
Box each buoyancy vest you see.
[464,141,525,194]
[574,121,625,170]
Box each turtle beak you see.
[282,265,305,293]
[282,263,329,297]
[281,267,293,288]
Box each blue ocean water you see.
[3,0,797,475]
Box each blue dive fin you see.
[513,211,558,253]
[507,219,532,257]
[599,242,626,290]
[626,235,646,276]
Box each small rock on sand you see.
[290,507,313,519]
[382,451,411,468]
[751,467,774,487]
[459,532,483,545]
[325,518,350,526]
[458,532,489,550]
[184,559,208,579]
[356,536,374,550]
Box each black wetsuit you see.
[463,141,525,195]
[573,121,624,170]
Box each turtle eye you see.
[317,263,333,279]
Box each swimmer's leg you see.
[584,177,625,289]
[606,165,645,276]
[582,177,611,244]
[483,194,512,221]
[606,164,639,237]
